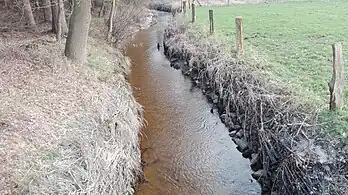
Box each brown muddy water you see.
[127,13,260,195]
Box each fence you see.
[180,4,345,110]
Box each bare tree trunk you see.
[107,0,115,41]
[23,0,37,30]
[42,0,52,22]
[4,0,9,7]
[64,0,92,63]
[51,0,68,35]
[56,0,62,42]
[35,0,42,22]
[51,0,58,32]
[98,0,105,17]
[59,0,68,35]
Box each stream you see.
[127,12,261,195]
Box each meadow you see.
[193,0,348,138]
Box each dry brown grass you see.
[105,0,153,47]
[164,17,348,194]
[0,13,142,195]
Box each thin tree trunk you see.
[98,0,105,17]
[4,0,8,7]
[107,0,115,41]
[42,0,52,22]
[23,0,37,30]
[35,0,41,22]
[56,0,62,42]
[51,0,58,32]
[59,0,68,35]
[51,0,68,35]
[64,0,92,63]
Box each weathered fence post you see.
[329,43,344,110]
[235,16,244,56]
[192,3,196,23]
[183,1,186,14]
[209,9,214,35]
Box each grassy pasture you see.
[192,0,348,138]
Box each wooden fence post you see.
[183,1,186,14]
[209,9,214,35]
[329,43,344,110]
[192,3,196,23]
[235,16,244,56]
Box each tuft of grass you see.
[193,0,348,140]
[0,17,143,194]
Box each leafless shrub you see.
[108,0,151,46]
[164,19,348,194]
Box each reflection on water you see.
[127,12,260,195]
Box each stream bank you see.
[0,16,143,194]
[127,12,260,195]
[162,18,348,194]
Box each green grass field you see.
[193,1,348,138]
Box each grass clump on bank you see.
[164,2,348,193]
[0,12,142,195]
[194,0,348,140]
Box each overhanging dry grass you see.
[164,18,348,194]
[0,17,142,194]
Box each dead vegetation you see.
[164,18,348,194]
[98,0,154,46]
[0,6,143,195]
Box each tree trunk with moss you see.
[64,0,92,63]
[23,0,37,30]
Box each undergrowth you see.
[0,16,142,195]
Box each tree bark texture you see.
[98,0,105,17]
[51,0,58,32]
[51,0,68,34]
[42,0,52,22]
[107,0,115,41]
[64,0,92,63]
[23,0,37,29]
[56,0,63,42]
